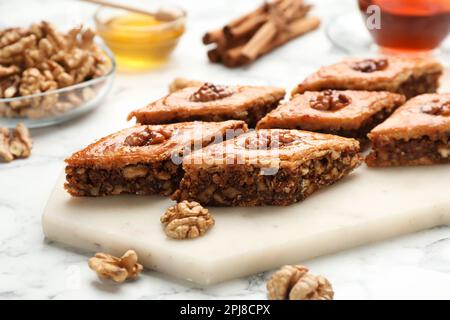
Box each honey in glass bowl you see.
[95,5,186,71]
[358,0,450,54]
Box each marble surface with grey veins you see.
[1,0,450,299]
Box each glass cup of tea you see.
[358,0,450,54]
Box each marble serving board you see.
[42,165,450,285]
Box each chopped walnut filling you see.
[421,100,450,116]
[88,250,143,283]
[267,265,334,300]
[352,58,389,73]
[309,90,351,111]
[124,128,172,147]
[160,200,215,240]
[190,82,233,102]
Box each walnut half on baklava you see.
[292,57,443,99]
[257,90,405,142]
[366,94,450,167]
[65,120,247,196]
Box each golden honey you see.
[96,12,185,71]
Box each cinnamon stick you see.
[240,20,278,62]
[223,14,267,41]
[203,29,224,45]
[241,16,321,65]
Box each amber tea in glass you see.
[358,0,450,53]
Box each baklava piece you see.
[366,94,450,167]
[128,83,285,127]
[172,129,362,206]
[65,120,247,196]
[292,57,443,99]
[257,90,405,142]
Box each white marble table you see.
[1,0,450,300]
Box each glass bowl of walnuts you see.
[0,21,115,128]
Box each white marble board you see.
[42,164,450,285]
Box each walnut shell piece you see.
[88,250,143,283]
[267,265,334,300]
[161,201,215,240]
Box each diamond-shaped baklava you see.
[292,57,442,99]
[128,83,285,127]
[172,129,362,206]
[65,120,247,196]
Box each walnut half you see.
[160,200,215,240]
[267,265,334,300]
[0,123,32,162]
[190,83,233,102]
[88,250,143,283]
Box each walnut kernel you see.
[310,90,351,111]
[160,200,215,240]
[352,58,388,73]
[0,21,111,119]
[0,123,32,162]
[241,131,300,150]
[190,83,233,102]
[267,265,334,300]
[122,165,149,179]
[88,250,143,283]
[0,128,13,162]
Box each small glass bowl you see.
[0,44,115,129]
[94,4,186,71]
